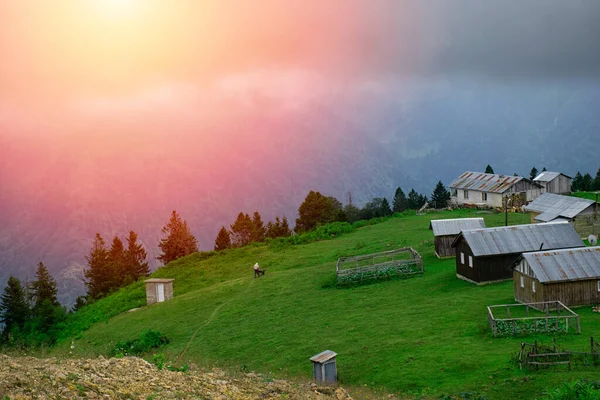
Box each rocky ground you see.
[0,354,355,399]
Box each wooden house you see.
[513,247,600,309]
[533,171,572,194]
[523,193,599,237]
[449,171,542,208]
[144,278,174,305]
[429,218,486,258]
[451,222,584,284]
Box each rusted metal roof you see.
[533,171,571,182]
[429,218,486,237]
[524,193,596,221]
[451,221,584,257]
[448,171,524,193]
[310,350,337,363]
[521,246,600,283]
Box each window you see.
[451,188,457,197]
[482,192,487,201]
[520,276,524,288]
[468,255,473,268]
[464,190,469,199]
[460,252,465,264]
[532,281,536,293]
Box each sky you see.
[1,0,600,122]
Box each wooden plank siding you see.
[435,235,457,258]
[544,175,572,194]
[454,237,517,283]
[515,272,600,308]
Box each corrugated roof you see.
[522,246,600,283]
[448,171,524,193]
[533,171,571,182]
[524,193,596,220]
[429,218,486,236]
[451,221,584,257]
[310,350,337,363]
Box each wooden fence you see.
[336,247,423,285]
[487,301,580,337]
[519,337,600,370]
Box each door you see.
[156,283,165,302]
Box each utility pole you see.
[505,195,509,226]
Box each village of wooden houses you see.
[425,170,600,341]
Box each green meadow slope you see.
[56,210,600,399]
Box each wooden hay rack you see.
[519,337,600,370]
[487,301,580,337]
[336,247,423,285]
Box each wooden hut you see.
[429,218,486,258]
[533,171,572,194]
[523,193,599,237]
[513,247,600,308]
[451,222,584,284]
[144,278,174,305]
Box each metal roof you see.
[429,218,486,236]
[533,171,571,182]
[521,246,600,283]
[144,278,174,283]
[310,350,337,363]
[451,221,584,257]
[524,193,596,220]
[448,171,524,193]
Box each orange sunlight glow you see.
[88,0,142,20]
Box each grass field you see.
[54,209,600,399]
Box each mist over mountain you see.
[1,77,600,305]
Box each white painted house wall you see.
[451,190,503,207]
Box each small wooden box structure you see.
[144,278,174,305]
[310,350,337,384]
[336,247,423,285]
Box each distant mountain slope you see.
[1,78,599,304]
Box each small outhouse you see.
[310,350,337,384]
[144,278,174,305]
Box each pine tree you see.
[157,211,199,265]
[108,236,127,288]
[430,181,451,209]
[581,173,593,192]
[29,262,58,311]
[572,172,583,192]
[214,226,232,251]
[72,296,87,313]
[0,276,30,338]
[380,198,392,216]
[407,189,420,209]
[542,167,547,172]
[392,187,408,213]
[230,212,254,247]
[593,168,600,191]
[251,211,267,242]
[28,262,60,332]
[485,165,494,174]
[125,230,149,281]
[343,204,361,223]
[530,167,538,180]
[84,233,110,300]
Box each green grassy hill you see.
[55,210,600,399]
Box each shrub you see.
[544,379,600,400]
[111,329,169,357]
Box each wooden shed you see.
[524,193,599,237]
[513,247,600,309]
[533,171,572,194]
[429,218,486,258]
[451,222,584,284]
[144,278,174,305]
[310,350,337,384]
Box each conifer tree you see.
[392,187,408,213]
[84,233,110,300]
[380,198,392,216]
[530,167,538,180]
[572,172,583,192]
[214,226,232,251]
[407,189,421,209]
[542,167,547,172]
[157,210,199,265]
[0,276,30,338]
[108,236,127,288]
[251,211,267,242]
[28,262,60,332]
[485,165,494,174]
[230,212,254,247]
[125,230,149,281]
[295,191,342,233]
[430,181,451,209]
[593,168,600,191]
[581,173,593,192]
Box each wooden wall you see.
[515,268,600,307]
[454,238,517,283]
[514,271,545,304]
[545,175,572,194]
[435,235,457,258]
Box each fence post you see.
[577,315,581,334]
